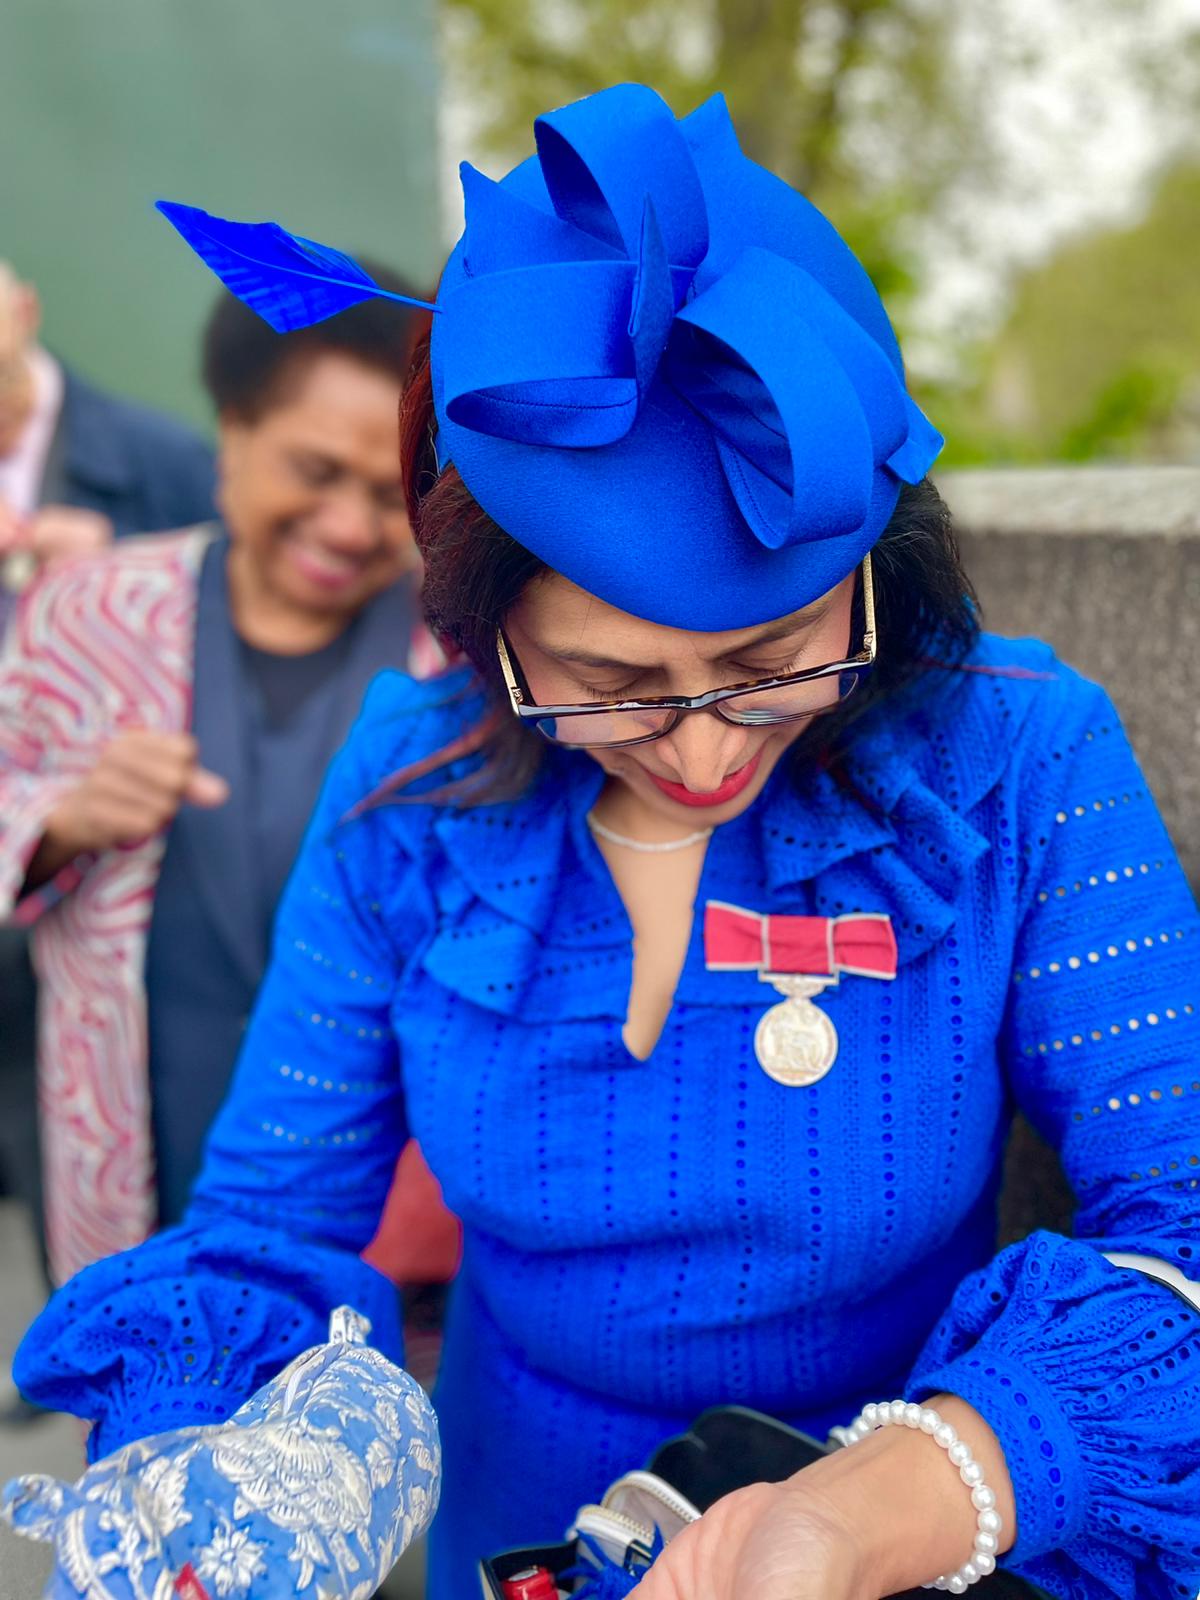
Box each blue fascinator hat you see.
[158,83,941,630]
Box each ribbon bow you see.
[437,84,941,553]
[704,902,897,980]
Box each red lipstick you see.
[647,750,763,809]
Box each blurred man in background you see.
[0,276,452,1307]
[0,259,216,611]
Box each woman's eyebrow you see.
[546,646,651,670]
[543,601,831,671]
[734,601,832,652]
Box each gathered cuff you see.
[908,1230,1200,1587]
[13,1220,405,1461]
[910,1345,1086,1566]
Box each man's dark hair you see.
[201,262,429,420]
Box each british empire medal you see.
[704,901,897,1090]
[754,973,840,1087]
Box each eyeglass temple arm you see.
[495,629,526,708]
[860,553,877,659]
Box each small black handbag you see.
[480,1406,1051,1600]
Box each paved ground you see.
[0,1201,79,1600]
[0,1200,425,1599]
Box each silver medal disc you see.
[754,994,839,1087]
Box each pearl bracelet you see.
[829,1399,1002,1594]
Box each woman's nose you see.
[654,708,754,793]
[316,484,380,550]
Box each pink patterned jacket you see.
[0,529,456,1287]
[0,529,211,1283]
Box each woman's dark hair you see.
[389,334,979,807]
[203,263,430,421]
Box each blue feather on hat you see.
[155,201,437,331]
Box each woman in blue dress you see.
[16,84,1200,1600]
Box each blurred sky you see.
[910,0,1200,366]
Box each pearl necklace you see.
[586,810,713,854]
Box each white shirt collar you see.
[0,346,65,518]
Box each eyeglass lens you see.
[532,669,862,748]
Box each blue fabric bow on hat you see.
[431,85,942,627]
[158,83,942,629]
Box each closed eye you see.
[577,677,643,702]
[728,650,811,680]
[291,451,340,486]
[573,650,814,703]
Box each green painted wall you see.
[1,1,441,432]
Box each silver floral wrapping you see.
[0,1306,440,1600]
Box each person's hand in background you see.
[26,730,229,889]
[1,502,114,610]
[27,504,114,564]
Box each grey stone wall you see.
[936,466,1200,1242]
[941,466,1200,887]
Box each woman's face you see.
[217,352,417,631]
[504,569,857,827]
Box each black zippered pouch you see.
[480,1405,1051,1600]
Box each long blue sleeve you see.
[15,672,446,1460]
[909,679,1200,1599]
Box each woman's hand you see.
[629,1477,870,1600]
[631,1396,1015,1600]
[25,729,229,891]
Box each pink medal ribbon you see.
[704,902,897,1086]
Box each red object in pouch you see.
[174,1566,213,1600]
[500,1566,559,1600]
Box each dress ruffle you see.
[421,761,634,1021]
[760,639,1057,965]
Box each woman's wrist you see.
[23,809,86,893]
[783,1395,1016,1597]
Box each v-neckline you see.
[569,762,719,1065]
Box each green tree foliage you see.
[938,163,1200,465]
[439,0,982,316]
[440,0,1200,463]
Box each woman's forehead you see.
[510,567,845,664]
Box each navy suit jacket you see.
[40,366,216,536]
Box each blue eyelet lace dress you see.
[15,634,1200,1600]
